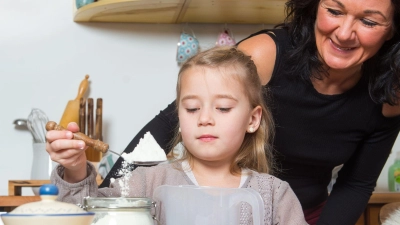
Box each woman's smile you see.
[329,38,357,52]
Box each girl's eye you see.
[327,8,342,16]
[361,19,378,28]
[186,108,199,113]
[218,108,232,113]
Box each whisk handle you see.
[46,121,109,153]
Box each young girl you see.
[48,47,307,224]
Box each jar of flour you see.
[83,197,158,225]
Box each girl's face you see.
[178,66,261,165]
[315,0,394,72]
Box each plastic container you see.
[153,185,265,225]
[83,197,157,225]
[388,151,400,192]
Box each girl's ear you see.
[247,106,262,133]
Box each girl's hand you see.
[46,122,88,183]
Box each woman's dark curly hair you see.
[278,0,400,105]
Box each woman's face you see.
[314,0,394,71]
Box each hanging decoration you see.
[176,25,200,65]
[216,25,236,47]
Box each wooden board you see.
[8,179,103,196]
[8,180,50,196]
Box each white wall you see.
[0,0,269,195]
[0,0,398,196]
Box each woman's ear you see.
[247,106,262,133]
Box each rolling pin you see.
[59,75,90,128]
[46,121,120,156]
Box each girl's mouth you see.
[198,135,217,142]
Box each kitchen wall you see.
[0,0,398,196]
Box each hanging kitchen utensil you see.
[59,75,90,128]
[13,119,28,129]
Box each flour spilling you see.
[111,132,166,197]
[121,131,167,163]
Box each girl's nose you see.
[198,108,215,126]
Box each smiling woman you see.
[234,0,400,224]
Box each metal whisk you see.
[27,108,49,143]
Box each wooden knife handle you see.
[46,121,109,153]
[79,98,86,134]
[87,98,94,138]
[95,98,103,141]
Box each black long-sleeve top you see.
[101,29,400,225]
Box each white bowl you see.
[1,213,94,225]
[1,184,94,225]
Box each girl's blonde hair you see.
[170,46,275,174]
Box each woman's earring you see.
[178,127,181,132]
[248,127,254,133]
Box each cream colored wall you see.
[0,0,397,196]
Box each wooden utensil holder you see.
[80,97,103,162]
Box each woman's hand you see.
[46,122,88,183]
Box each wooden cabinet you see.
[355,192,400,225]
[73,0,287,24]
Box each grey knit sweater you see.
[51,161,307,225]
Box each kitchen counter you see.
[1,185,399,225]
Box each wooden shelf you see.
[73,0,287,24]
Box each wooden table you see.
[0,196,41,212]
[2,181,400,225]
[356,192,400,225]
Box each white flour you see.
[121,131,167,163]
[113,132,166,197]
[116,160,132,197]
[93,211,153,225]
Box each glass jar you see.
[83,197,158,225]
